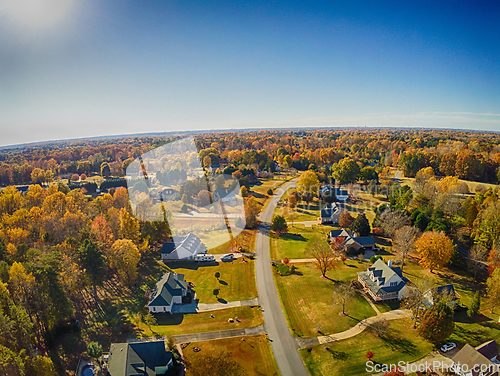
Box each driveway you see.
[171,298,260,313]
[254,179,310,376]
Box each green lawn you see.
[274,262,376,337]
[274,202,320,223]
[300,319,434,376]
[167,258,257,303]
[270,224,336,260]
[183,334,279,376]
[137,306,264,337]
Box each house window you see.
[390,282,398,286]
[153,307,156,312]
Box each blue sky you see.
[0,0,499,146]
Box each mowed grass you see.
[208,228,257,254]
[274,202,320,222]
[167,258,257,303]
[274,262,376,337]
[300,319,434,376]
[137,306,264,337]
[183,335,279,376]
[270,224,336,260]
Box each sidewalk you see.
[171,297,259,313]
[296,309,411,348]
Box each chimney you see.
[388,260,393,268]
[173,273,178,281]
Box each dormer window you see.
[390,282,398,286]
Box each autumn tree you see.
[240,186,248,198]
[109,239,141,285]
[393,226,420,272]
[332,282,355,315]
[415,231,454,273]
[468,244,487,282]
[297,170,320,202]
[374,209,411,239]
[244,196,261,229]
[91,214,114,249]
[100,162,111,178]
[338,210,353,228]
[119,208,140,244]
[418,302,454,344]
[310,238,338,278]
[331,157,360,185]
[487,268,500,313]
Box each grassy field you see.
[274,262,376,337]
[274,202,320,222]
[300,319,434,376]
[270,224,337,260]
[207,228,257,254]
[137,306,264,337]
[183,335,279,376]
[167,258,257,303]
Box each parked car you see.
[440,343,456,352]
[220,254,234,262]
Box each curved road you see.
[255,179,310,376]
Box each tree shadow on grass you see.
[167,261,220,270]
[155,313,185,326]
[217,298,228,304]
[219,280,228,285]
[454,310,491,324]
[282,233,306,241]
[325,347,350,360]
[451,324,491,346]
[381,329,418,355]
[249,191,266,199]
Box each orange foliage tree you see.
[414,231,454,273]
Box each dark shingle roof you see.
[108,341,173,376]
[148,272,188,307]
[476,340,499,361]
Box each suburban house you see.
[329,229,376,251]
[106,340,173,375]
[213,189,238,204]
[161,233,207,261]
[357,259,409,301]
[423,284,459,308]
[452,340,499,376]
[148,272,189,313]
[320,186,351,202]
[319,203,343,224]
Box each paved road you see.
[255,179,310,376]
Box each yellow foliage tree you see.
[415,231,454,273]
[109,239,141,285]
[119,208,140,243]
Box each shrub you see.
[267,188,273,195]
[370,255,383,264]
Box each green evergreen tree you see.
[350,213,371,236]
[467,291,481,318]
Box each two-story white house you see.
[357,259,409,301]
[148,272,189,314]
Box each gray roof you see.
[161,233,202,255]
[107,341,173,376]
[321,204,339,218]
[477,340,499,361]
[355,236,376,246]
[149,272,188,307]
[357,259,408,296]
[453,344,498,376]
